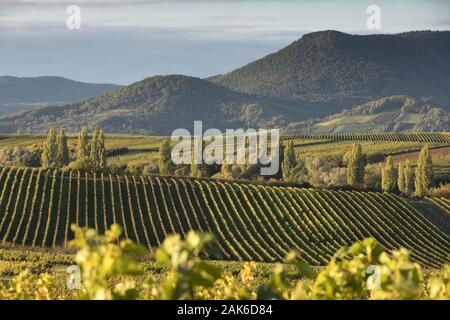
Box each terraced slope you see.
[0,167,448,268]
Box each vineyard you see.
[0,167,448,268]
[426,197,450,216]
[281,131,450,143]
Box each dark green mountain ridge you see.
[0,76,120,104]
[211,30,450,114]
[0,75,307,134]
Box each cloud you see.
[0,24,293,84]
[1,0,449,84]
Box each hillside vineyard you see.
[281,132,450,143]
[0,167,448,268]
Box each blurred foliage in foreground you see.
[0,224,448,300]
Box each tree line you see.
[41,127,107,171]
[281,142,433,197]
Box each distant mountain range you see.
[0,76,120,115]
[1,30,450,134]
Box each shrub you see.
[429,183,450,198]
[0,146,41,167]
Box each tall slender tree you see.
[41,128,59,169]
[98,129,107,169]
[77,127,90,162]
[90,128,100,166]
[404,160,413,196]
[347,144,365,186]
[190,139,207,178]
[158,139,173,175]
[381,156,396,192]
[282,141,296,181]
[57,129,70,166]
[415,145,433,196]
[397,161,405,194]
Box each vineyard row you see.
[0,167,448,268]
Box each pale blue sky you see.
[1,0,449,84]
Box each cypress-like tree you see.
[415,145,433,196]
[41,128,59,169]
[77,127,90,161]
[397,161,405,194]
[158,139,173,175]
[381,156,396,192]
[190,140,207,178]
[404,160,413,196]
[90,128,100,166]
[98,129,107,169]
[57,129,70,166]
[87,128,107,170]
[347,144,365,186]
[282,141,296,181]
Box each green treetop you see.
[381,156,396,193]
[281,141,296,181]
[41,128,59,169]
[414,145,433,196]
[158,139,173,175]
[98,129,107,169]
[403,160,413,196]
[77,127,90,162]
[347,144,365,186]
[57,129,70,166]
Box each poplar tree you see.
[415,145,433,196]
[381,156,395,192]
[397,161,405,194]
[41,128,59,169]
[77,127,90,162]
[404,160,413,196]
[90,128,100,166]
[347,144,365,186]
[190,140,206,178]
[282,141,296,181]
[57,129,70,166]
[98,129,107,169]
[87,128,107,170]
[158,139,173,175]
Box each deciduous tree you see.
[57,129,70,166]
[381,156,395,192]
[415,145,433,196]
[347,144,365,186]
[77,127,90,162]
[41,128,59,169]
[158,139,173,175]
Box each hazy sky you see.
[1,0,449,84]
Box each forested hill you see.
[211,30,450,113]
[0,75,309,135]
[0,76,120,104]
